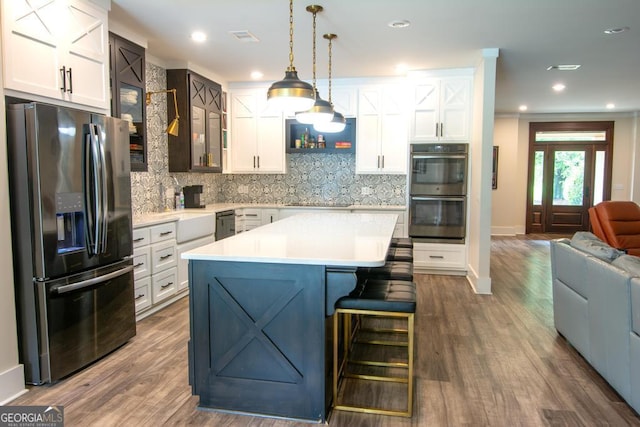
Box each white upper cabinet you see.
[2,0,109,110]
[410,76,471,142]
[314,83,357,118]
[229,88,286,173]
[356,84,409,174]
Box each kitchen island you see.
[182,212,398,422]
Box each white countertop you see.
[132,203,406,228]
[182,212,398,267]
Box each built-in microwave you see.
[409,144,468,196]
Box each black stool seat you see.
[357,261,413,281]
[336,279,416,313]
[390,237,413,249]
[387,246,414,262]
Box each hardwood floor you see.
[10,235,640,426]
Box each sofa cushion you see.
[570,231,625,261]
[612,255,640,277]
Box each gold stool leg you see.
[332,308,414,418]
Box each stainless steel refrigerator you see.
[6,102,136,384]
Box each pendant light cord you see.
[311,8,317,89]
[288,0,295,71]
[327,35,333,103]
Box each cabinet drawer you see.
[133,246,151,279]
[132,228,151,249]
[152,267,178,304]
[151,239,177,273]
[414,243,466,270]
[134,277,152,313]
[150,222,177,243]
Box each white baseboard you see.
[466,263,492,295]
[491,225,526,236]
[0,364,27,405]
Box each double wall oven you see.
[409,144,468,243]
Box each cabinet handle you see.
[435,123,439,137]
[159,231,173,236]
[246,214,258,217]
[160,254,172,260]
[439,123,443,137]
[253,156,256,168]
[381,155,385,169]
[133,237,145,242]
[161,282,174,289]
[135,294,145,300]
[60,66,67,92]
[376,155,380,169]
[67,67,73,93]
[134,262,145,268]
[257,156,260,169]
[429,255,445,259]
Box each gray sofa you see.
[550,232,640,414]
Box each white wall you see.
[491,113,640,235]
[467,49,498,295]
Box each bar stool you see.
[357,260,413,281]
[386,246,414,263]
[333,278,416,417]
[390,237,413,249]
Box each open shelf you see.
[285,117,356,154]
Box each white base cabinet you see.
[177,235,215,291]
[133,221,179,320]
[413,242,467,275]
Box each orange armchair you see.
[589,201,640,256]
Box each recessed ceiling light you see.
[546,64,581,71]
[250,71,264,79]
[388,20,410,29]
[191,31,207,43]
[604,26,629,35]
[519,105,528,111]
[552,83,566,92]
[606,103,615,109]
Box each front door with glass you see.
[526,122,613,234]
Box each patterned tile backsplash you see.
[131,62,407,215]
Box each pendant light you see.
[314,33,346,133]
[267,0,316,112]
[295,5,334,125]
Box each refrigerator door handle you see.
[50,265,134,295]
[96,125,109,253]
[84,125,100,255]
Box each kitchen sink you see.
[163,211,215,243]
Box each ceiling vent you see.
[229,30,260,42]
[547,65,581,71]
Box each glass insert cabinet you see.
[166,69,223,173]
[109,32,147,171]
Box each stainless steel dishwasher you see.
[215,210,235,240]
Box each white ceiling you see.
[109,0,640,115]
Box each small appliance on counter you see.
[183,185,205,208]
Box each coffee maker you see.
[183,185,205,208]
